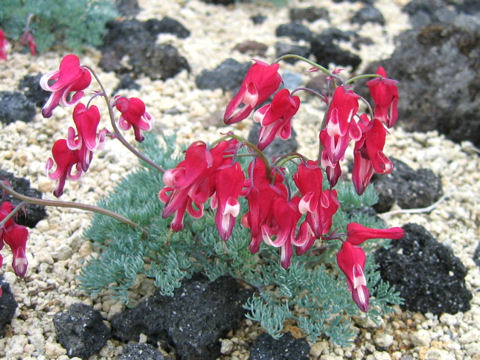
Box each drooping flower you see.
[159,140,237,231]
[253,88,300,150]
[114,96,153,142]
[67,103,107,171]
[262,197,302,269]
[337,223,405,311]
[0,201,29,278]
[46,139,83,197]
[294,160,339,245]
[211,162,245,241]
[40,54,92,118]
[366,66,399,128]
[336,241,370,312]
[241,159,288,254]
[224,60,282,124]
[320,86,362,187]
[20,30,37,56]
[352,115,393,195]
[0,30,9,60]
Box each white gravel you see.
[0,0,479,359]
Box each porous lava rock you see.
[111,273,253,360]
[0,277,17,338]
[249,332,310,360]
[0,169,47,228]
[53,303,110,359]
[374,223,472,315]
[371,158,443,213]
[0,91,36,124]
[18,74,50,108]
[100,19,190,80]
[118,343,165,360]
[195,58,250,91]
[363,21,480,146]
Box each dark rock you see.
[53,303,110,359]
[233,41,268,56]
[118,343,165,360]
[100,19,190,80]
[374,223,472,315]
[200,0,236,4]
[113,74,141,95]
[371,158,443,213]
[365,23,480,146]
[248,332,310,360]
[251,14,267,25]
[289,7,329,23]
[351,5,385,26]
[130,44,190,81]
[145,17,190,39]
[111,274,253,360]
[474,241,480,268]
[275,23,313,42]
[310,31,361,71]
[0,277,17,338]
[248,122,298,159]
[0,169,47,228]
[18,74,50,108]
[195,58,250,91]
[0,91,36,124]
[274,42,310,64]
[115,0,140,17]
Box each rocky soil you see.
[0,0,479,359]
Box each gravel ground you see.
[0,0,479,359]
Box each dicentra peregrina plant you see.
[1,52,405,344]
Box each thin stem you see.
[274,152,306,168]
[84,66,165,174]
[291,87,327,103]
[346,73,382,85]
[0,182,147,236]
[0,201,27,228]
[227,133,272,180]
[275,54,330,75]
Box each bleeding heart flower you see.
[0,30,9,60]
[114,96,153,142]
[224,60,282,124]
[253,88,300,150]
[46,139,84,197]
[40,54,92,118]
[366,66,399,128]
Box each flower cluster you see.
[40,54,153,197]
[0,201,29,295]
[160,59,404,311]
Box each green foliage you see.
[79,133,401,345]
[0,0,117,53]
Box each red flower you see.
[224,60,282,124]
[46,139,83,197]
[211,162,245,242]
[0,30,9,60]
[40,54,92,118]
[294,161,339,244]
[114,96,153,142]
[366,67,399,128]
[20,30,37,56]
[253,89,300,150]
[346,222,405,246]
[241,159,287,254]
[337,223,405,311]
[159,140,237,231]
[336,241,369,312]
[262,197,301,269]
[67,103,107,171]
[352,115,393,195]
[0,201,29,278]
[320,86,361,187]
